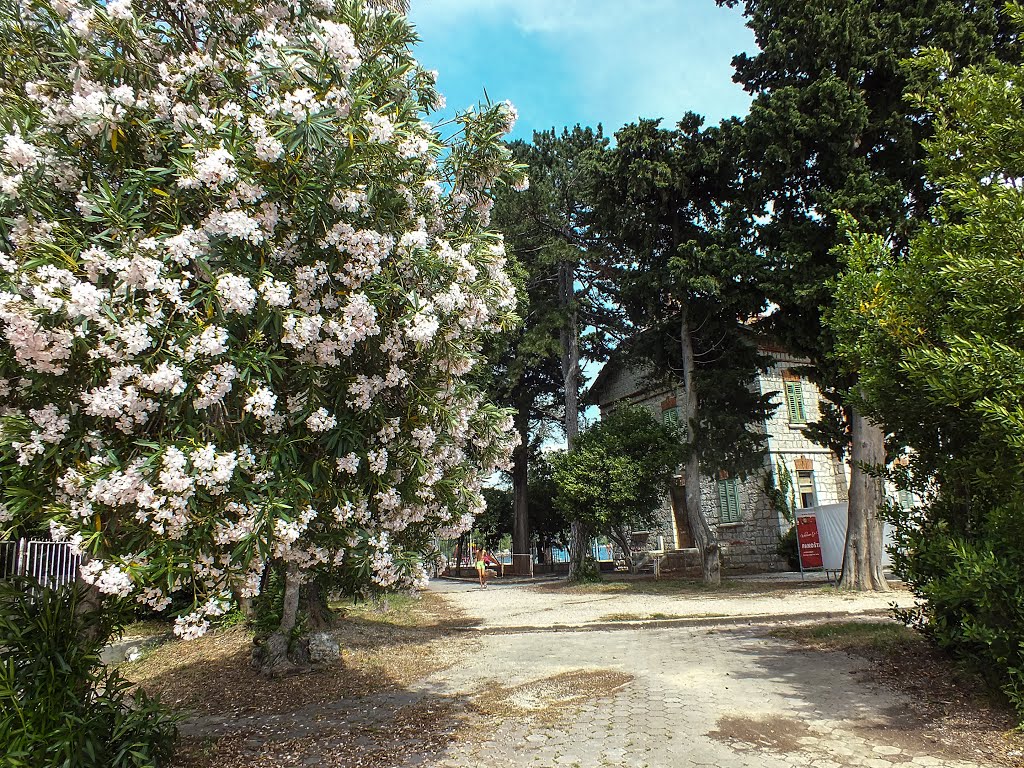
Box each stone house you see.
[587,344,849,573]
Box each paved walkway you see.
[436,577,915,630]
[409,580,995,768]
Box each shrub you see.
[891,501,1024,718]
[0,579,177,767]
[568,555,602,584]
[776,525,800,571]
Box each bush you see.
[567,555,602,584]
[776,526,800,571]
[891,501,1024,720]
[0,579,177,767]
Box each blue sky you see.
[409,0,757,141]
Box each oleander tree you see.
[0,0,524,670]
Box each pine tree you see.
[718,0,1017,589]
[588,116,773,585]
[491,127,610,579]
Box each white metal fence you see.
[0,539,81,590]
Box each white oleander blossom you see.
[216,273,257,314]
[306,407,337,433]
[0,0,524,640]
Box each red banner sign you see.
[796,515,823,569]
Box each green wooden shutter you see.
[717,478,741,523]
[785,381,806,423]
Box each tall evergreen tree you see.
[589,116,773,585]
[718,0,1017,589]
[490,127,609,577]
[829,34,1024,715]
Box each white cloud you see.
[413,0,755,132]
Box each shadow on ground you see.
[721,623,1023,767]
[123,594,482,768]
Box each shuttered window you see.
[717,478,742,523]
[785,381,807,424]
[797,470,817,508]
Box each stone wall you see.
[590,349,850,574]
[757,352,849,509]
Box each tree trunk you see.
[609,526,633,570]
[454,534,464,577]
[680,308,720,585]
[301,580,331,631]
[511,395,533,576]
[253,563,304,676]
[560,257,588,579]
[73,578,106,645]
[840,406,890,591]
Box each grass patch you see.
[329,593,441,628]
[772,620,920,653]
[600,612,686,622]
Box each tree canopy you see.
[830,30,1024,715]
[550,406,685,553]
[716,0,1019,589]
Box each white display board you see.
[801,503,893,571]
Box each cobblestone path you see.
[174,579,1005,768]
[409,581,998,768]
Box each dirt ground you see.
[123,577,1024,768]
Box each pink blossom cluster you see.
[0,0,524,637]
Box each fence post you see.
[16,537,29,578]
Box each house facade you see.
[588,347,850,573]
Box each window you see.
[897,489,916,510]
[662,406,680,427]
[785,380,807,424]
[717,477,742,523]
[797,470,817,508]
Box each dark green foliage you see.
[550,407,686,535]
[567,555,602,584]
[763,459,796,524]
[829,20,1024,718]
[890,503,1024,718]
[0,579,177,767]
[487,127,608,564]
[776,526,800,571]
[487,126,610,431]
[588,117,775,476]
[525,455,572,550]
[478,486,514,548]
[719,0,1017,363]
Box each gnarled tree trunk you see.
[840,406,889,591]
[512,395,533,576]
[680,307,720,585]
[253,562,303,676]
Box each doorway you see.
[669,483,693,549]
